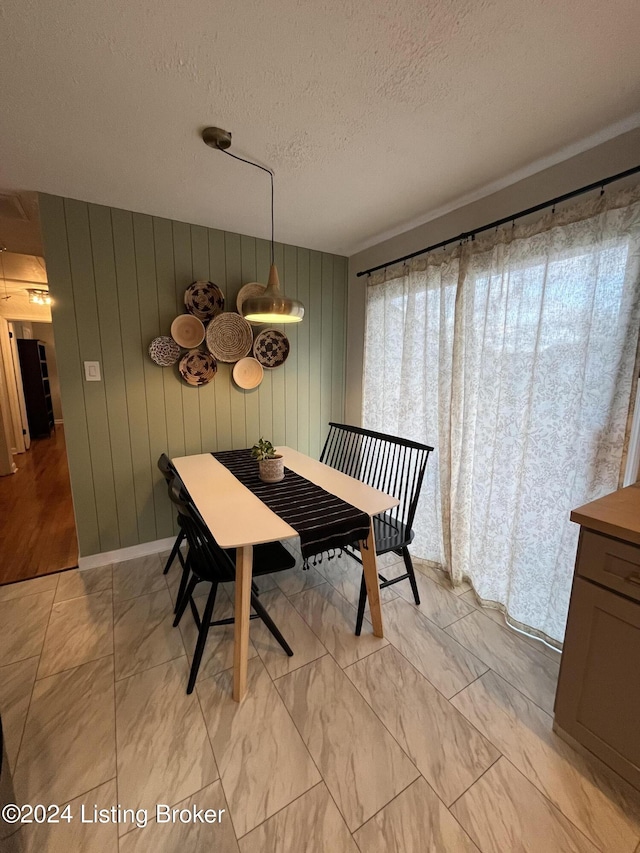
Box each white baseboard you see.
[78,536,176,570]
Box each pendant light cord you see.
[220,149,275,266]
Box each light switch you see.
[84,361,101,381]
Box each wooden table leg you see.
[359,521,384,638]
[233,544,253,702]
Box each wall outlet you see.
[84,361,101,381]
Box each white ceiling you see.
[0,252,48,289]
[1,0,639,256]
[0,192,43,256]
[0,252,51,322]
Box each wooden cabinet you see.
[17,339,54,439]
[554,491,640,792]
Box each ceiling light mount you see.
[202,127,232,151]
[27,288,52,305]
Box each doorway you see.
[0,237,78,584]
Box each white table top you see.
[171,446,399,549]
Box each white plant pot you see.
[258,455,284,483]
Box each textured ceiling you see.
[1,0,639,256]
[0,193,43,256]
[0,252,50,322]
[0,252,47,288]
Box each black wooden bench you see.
[320,423,434,634]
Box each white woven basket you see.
[205,313,253,363]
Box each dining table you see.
[171,446,399,701]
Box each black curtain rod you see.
[357,164,640,277]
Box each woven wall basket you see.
[178,349,218,386]
[236,282,266,325]
[184,280,224,322]
[205,313,253,363]
[148,335,180,367]
[253,328,290,369]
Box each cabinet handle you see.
[627,573,640,586]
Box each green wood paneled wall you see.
[39,194,348,557]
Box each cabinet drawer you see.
[577,530,640,603]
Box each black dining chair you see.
[320,423,434,635]
[160,452,261,613]
[167,475,296,694]
[157,453,187,576]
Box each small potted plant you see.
[251,437,284,483]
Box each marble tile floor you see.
[1,547,639,853]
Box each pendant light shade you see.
[202,126,305,324]
[242,264,304,324]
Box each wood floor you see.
[0,425,78,584]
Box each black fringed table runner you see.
[212,449,371,563]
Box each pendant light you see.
[202,127,304,323]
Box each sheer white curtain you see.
[363,253,457,569]
[363,189,640,644]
